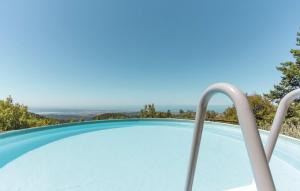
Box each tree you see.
[148,104,156,117]
[247,95,276,128]
[221,94,275,128]
[177,110,195,119]
[0,96,29,131]
[0,96,62,131]
[94,113,129,120]
[206,110,218,119]
[223,106,238,122]
[166,110,172,118]
[139,104,156,118]
[266,30,300,103]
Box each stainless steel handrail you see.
[184,83,276,191]
[265,89,300,162]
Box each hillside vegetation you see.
[0,96,61,131]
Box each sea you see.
[29,105,229,117]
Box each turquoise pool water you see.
[0,120,299,191]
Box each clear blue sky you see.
[0,0,299,108]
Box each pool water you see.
[0,120,299,191]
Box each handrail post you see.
[265,89,300,162]
[184,83,275,191]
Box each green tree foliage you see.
[247,95,276,128]
[139,104,177,118]
[177,110,195,119]
[223,107,238,122]
[266,31,300,103]
[264,30,300,137]
[93,113,129,120]
[220,95,276,128]
[139,104,157,118]
[0,96,29,131]
[139,104,196,119]
[0,96,60,131]
[156,110,173,118]
[176,109,196,119]
[206,110,218,119]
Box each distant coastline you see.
[29,105,228,116]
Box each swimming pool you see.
[0,119,299,191]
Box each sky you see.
[0,0,300,109]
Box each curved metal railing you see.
[238,89,300,190]
[265,89,300,162]
[184,83,276,191]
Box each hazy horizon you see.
[29,104,229,115]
